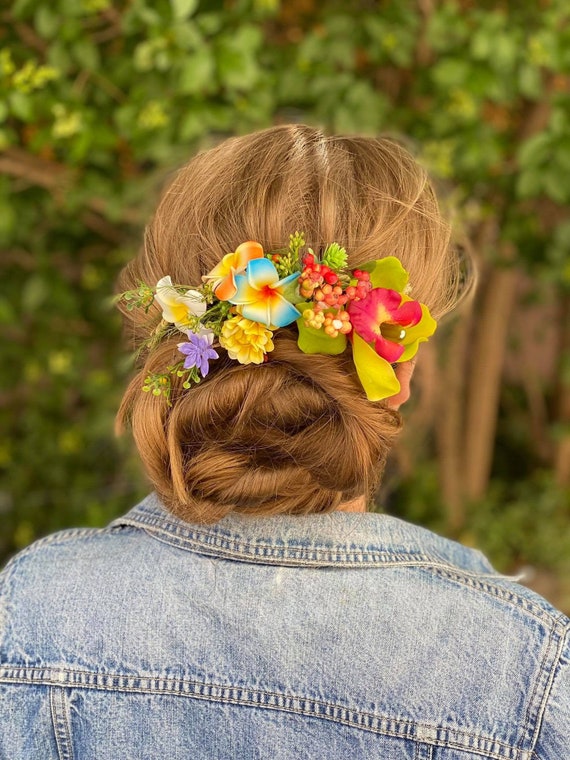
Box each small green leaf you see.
[34,5,60,38]
[178,50,214,94]
[432,58,470,88]
[9,92,33,122]
[72,40,100,71]
[171,0,198,20]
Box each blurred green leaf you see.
[171,0,198,21]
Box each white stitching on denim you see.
[49,687,74,760]
[3,666,525,760]
[414,741,433,760]
[527,625,570,756]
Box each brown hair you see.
[116,124,460,523]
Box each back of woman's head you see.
[116,124,459,524]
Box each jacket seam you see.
[142,525,451,566]
[49,686,74,760]
[1,529,102,575]
[527,623,570,757]
[426,567,566,627]
[0,666,527,760]
[128,518,434,562]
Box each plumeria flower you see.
[155,276,206,328]
[229,258,301,328]
[177,330,219,377]
[202,241,264,300]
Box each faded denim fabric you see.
[0,493,569,759]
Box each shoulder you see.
[1,521,145,588]
[0,521,152,640]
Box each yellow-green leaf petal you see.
[397,303,437,362]
[363,257,409,291]
[352,333,401,401]
[297,318,347,355]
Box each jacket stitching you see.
[517,622,556,751]
[1,666,526,760]
[49,686,74,760]
[414,742,433,760]
[526,624,570,756]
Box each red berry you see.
[304,253,315,266]
[324,271,338,285]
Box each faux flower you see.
[346,257,436,401]
[348,288,423,363]
[229,258,301,327]
[177,331,219,377]
[202,241,264,300]
[155,276,206,328]
[219,315,274,364]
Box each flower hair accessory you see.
[120,232,437,404]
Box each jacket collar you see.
[111,493,495,574]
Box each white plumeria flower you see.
[155,276,206,328]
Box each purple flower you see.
[177,331,219,377]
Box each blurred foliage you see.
[1,0,569,607]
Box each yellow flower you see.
[219,316,274,365]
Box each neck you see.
[337,495,367,513]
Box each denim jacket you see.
[1,493,568,759]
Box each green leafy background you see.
[1,0,569,612]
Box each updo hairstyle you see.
[116,125,459,524]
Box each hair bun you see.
[119,331,401,523]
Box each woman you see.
[1,125,568,758]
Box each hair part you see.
[116,124,462,524]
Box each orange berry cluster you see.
[299,253,345,306]
[300,257,375,338]
[323,310,352,337]
[345,269,373,301]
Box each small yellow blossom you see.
[52,104,83,139]
[138,101,169,130]
[219,315,274,365]
[12,60,59,93]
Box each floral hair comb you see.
[120,232,436,404]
